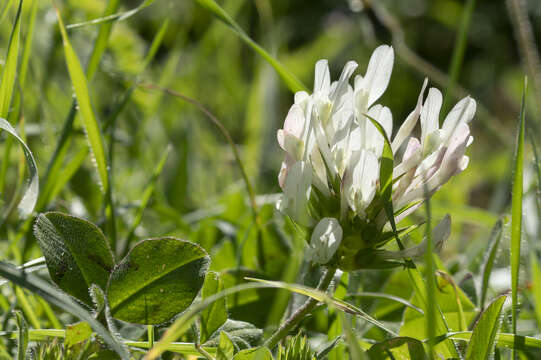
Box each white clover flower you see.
[305,218,343,265]
[276,45,476,268]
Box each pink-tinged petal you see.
[278,155,295,190]
[360,45,394,106]
[393,137,421,178]
[279,160,313,226]
[314,59,331,94]
[391,78,428,153]
[441,96,476,143]
[420,87,442,144]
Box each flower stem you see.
[264,266,337,349]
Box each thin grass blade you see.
[195,0,306,93]
[56,10,109,193]
[0,0,22,119]
[480,219,504,309]
[510,77,527,358]
[0,118,38,218]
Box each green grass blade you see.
[0,118,38,218]
[465,295,506,360]
[19,0,38,87]
[530,252,541,328]
[0,0,22,119]
[246,277,398,336]
[424,190,437,360]
[0,0,15,25]
[147,283,271,359]
[480,219,504,309]
[444,332,541,352]
[346,292,424,314]
[85,0,121,79]
[442,0,476,113]
[66,0,156,30]
[195,0,306,93]
[510,77,526,356]
[56,10,109,193]
[0,261,130,359]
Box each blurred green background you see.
[0,0,541,344]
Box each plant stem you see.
[264,266,337,349]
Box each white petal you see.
[364,105,393,156]
[314,59,331,94]
[294,91,310,106]
[391,78,428,153]
[360,45,394,106]
[346,150,379,216]
[441,96,476,143]
[281,161,313,226]
[330,61,358,104]
[420,87,442,144]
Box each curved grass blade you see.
[436,332,541,352]
[245,277,397,336]
[0,257,45,287]
[510,77,526,358]
[0,0,22,119]
[0,261,129,359]
[195,0,305,93]
[479,219,504,309]
[346,292,424,315]
[56,9,109,193]
[145,283,272,359]
[465,295,505,360]
[67,0,156,30]
[0,118,39,218]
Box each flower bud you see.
[306,218,343,265]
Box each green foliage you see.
[200,271,228,343]
[465,295,506,360]
[233,347,273,360]
[64,322,92,349]
[367,337,427,360]
[107,237,209,324]
[276,333,315,360]
[34,212,114,306]
[217,331,236,360]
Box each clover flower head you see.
[276,45,476,268]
